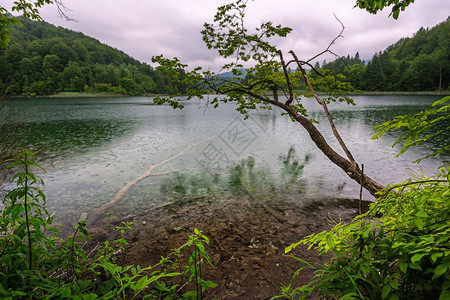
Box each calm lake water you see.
[2,95,449,224]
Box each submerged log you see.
[86,145,193,226]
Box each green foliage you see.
[308,70,359,104]
[178,228,217,299]
[0,149,216,299]
[280,167,450,299]
[0,17,185,96]
[354,0,416,19]
[160,171,220,200]
[228,156,273,196]
[227,148,310,200]
[1,148,53,291]
[372,96,450,162]
[152,0,359,119]
[279,96,450,299]
[279,146,310,191]
[158,148,309,205]
[0,0,52,48]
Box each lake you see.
[2,95,448,225]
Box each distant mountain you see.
[215,68,248,79]
[0,17,186,96]
[322,18,449,91]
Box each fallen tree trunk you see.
[86,145,192,226]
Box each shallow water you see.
[2,95,448,224]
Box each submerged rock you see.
[89,227,107,241]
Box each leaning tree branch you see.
[205,78,384,196]
[289,50,359,169]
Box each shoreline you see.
[84,195,370,299]
[350,91,450,96]
[5,90,449,99]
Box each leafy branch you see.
[152,0,385,196]
[372,96,450,162]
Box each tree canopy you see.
[0,0,63,48]
[153,0,384,196]
[354,0,416,19]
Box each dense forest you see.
[0,17,186,96]
[320,17,450,91]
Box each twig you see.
[306,14,345,64]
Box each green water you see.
[2,95,448,225]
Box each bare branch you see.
[54,0,78,22]
[307,14,345,64]
[290,49,359,168]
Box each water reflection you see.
[23,119,135,160]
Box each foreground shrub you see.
[277,166,450,300]
[0,148,215,299]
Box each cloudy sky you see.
[4,0,449,70]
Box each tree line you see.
[0,17,186,96]
[319,17,449,92]
[2,16,448,97]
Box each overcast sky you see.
[4,0,449,70]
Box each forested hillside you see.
[0,17,186,96]
[322,18,449,91]
[1,17,448,96]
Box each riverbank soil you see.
[91,196,369,299]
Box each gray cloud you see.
[4,0,449,70]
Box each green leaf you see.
[390,279,399,290]
[285,241,301,253]
[440,290,450,300]
[431,252,443,263]
[399,261,408,273]
[183,290,198,298]
[200,279,218,289]
[9,204,24,220]
[61,287,72,297]
[388,294,399,300]
[435,264,448,277]
[409,262,422,271]
[413,217,424,230]
[415,210,428,218]
[382,284,391,299]
[132,275,149,292]
[411,253,423,263]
